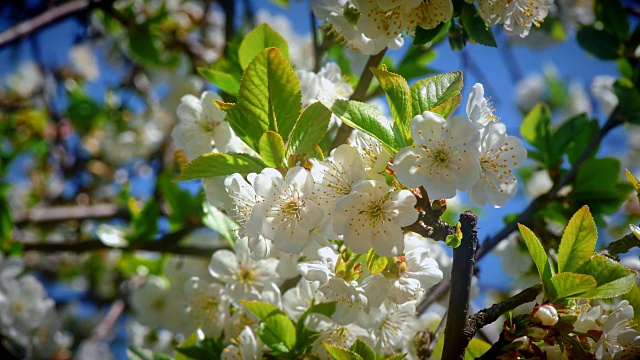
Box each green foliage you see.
[594,0,629,41]
[293,301,336,354]
[576,27,621,60]
[0,185,12,250]
[413,21,449,46]
[518,224,554,287]
[177,153,267,181]
[366,248,388,274]
[158,174,202,231]
[446,221,463,249]
[614,78,640,124]
[576,254,636,299]
[520,104,553,167]
[198,68,241,96]
[371,67,411,146]
[175,332,224,360]
[202,204,238,245]
[241,301,297,353]
[320,99,399,151]
[259,131,286,168]
[286,102,332,158]
[569,158,631,220]
[410,71,463,120]
[126,198,159,242]
[390,45,437,81]
[557,206,597,273]
[222,47,301,151]
[323,340,406,360]
[66,92,103,135]
[460,3,497,47]
[547,272,597,301]
[238,23,290,69]
[519,207,636,303]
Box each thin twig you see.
[330,48,387,148]
[463,283,543,349]
[443,211,478,360]
[14,204,126,226]
[599,227,640,258]
[428,311,448,356]
[20,227,227,257]
[0,0,111,49]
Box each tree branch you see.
[443,211,478,360]
[0,0,111,49]
[599,227,640,258]
[20,226,227,258]
[330,48,387,148]
[463,283,542,350]
[13,204,127,227]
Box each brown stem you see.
[330,48,387,148]
[462,283,542,349]
[21,227,227,257]
[476,333,510,360]
[443,211,478,360]
[599,228,640,258]
[0,0,113,48]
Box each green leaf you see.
[198,68,240,96]
[366,249,388,274]
[410,71,463,119]
[176,333,223,360]
[577,26,621,60]
[413,21,448,46]
[323,343,363,360]
[614,78,640,124]
[445,221,463,249]
[126,198,159,242]
[259,131,286,168]
[320,99,399,151]
[622,284,640,324]
[550,114,597,166]
[128,26,179,67]
[577,254,636,299]
[158,173,202,231]
[286,102,332,157]
[177,153,266,181]
[548,272,597,301]
[465,338,491,359]
[228,47,301,144]
[385,355,407,360]
[241,301,296,351]
[571,158,630,217]
[371,67,411,146]
[557,206,597,273]
[625,169,640,193]
[520,104,552,167]
[350,340,376,360]
[518,224,554,285]
[238,23,290,69]
[67,93,102,135]
[202,203,238,245]
[460,3,497,47]
[294,301,336,352]
[0,186,13,249]
[594,0,629,40]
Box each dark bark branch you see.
[14,204,127,227]
[330,48,387,148]
[20,226,227,257]
[476,333,510,360]
[599,227,640,258]
[0,0,112,49]
[443,211,478,360]
[462,283,542,350]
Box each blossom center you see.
[239,267,255,284]
[431,148,450,168]
[282,199,303,220]
[362,198,388,227]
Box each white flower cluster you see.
[394,83,527,207]
[0,255,71,358]
[477,0,554,38]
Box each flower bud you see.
[526,326,548,340]
[531,304,559,326]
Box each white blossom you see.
[298,247,369,325]
[297,62,353,108]
[282,279,323,321]
[466,83,498,129]
[222,326,262,360]
[183,277,229,338]
[532,304,559,326]
[311,0,403,55]
[208,237,281,304]
[361,246,443,308]
[365,301,416,352]
[393,111,481,199]
[250,167,324,254]
[351,131,391,177]
[591,75,618,116]
[334,180,418,256]
[468,122,527,207]
[479,0,554,38]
